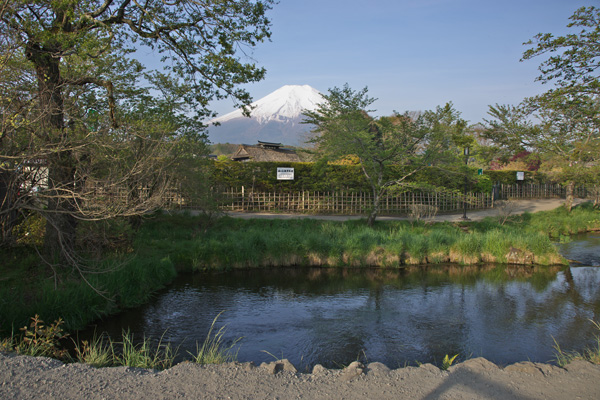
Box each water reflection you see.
[80,263,600,369]
[559,232,600,267]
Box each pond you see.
[78,233,600,369]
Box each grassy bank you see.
[0,247,177,334]
[1,202,599,340]
[138,202,600,271]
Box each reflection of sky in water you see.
[80,237,600,369]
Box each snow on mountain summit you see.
[211,85,324,124]
[207,85,325,146]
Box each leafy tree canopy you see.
[522,5,600,96]
[304,84,470,225]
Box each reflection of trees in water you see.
[80,263,600,367]
[194,264,562,295]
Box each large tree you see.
[522,6,600,96]
[1,1,273,265]
[484,97,600,211]
[304,84,462,225]
[484,6,600,211]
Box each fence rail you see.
[211,188,493,215]
[86,182,598,215]
[499,183,596,200]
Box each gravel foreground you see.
[2,352,600,399]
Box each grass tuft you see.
[553,320,600,367]
[188,312,241,364]
[115,330,177,370]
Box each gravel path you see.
[2,352,600,399]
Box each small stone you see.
[366,362,391,376]
[450,357,499,373]
[279,359,297,373]
[340,361,365,382]
[312,364,328,375]
[505,361,543,375]
[242,362,256,372]
[418,363,440,374]
[259,362,278,375]
[259,359,297,375]
[563,360,600,374]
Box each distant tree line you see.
[209,160,548,194]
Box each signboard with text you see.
[277,167,294,180]
[516,171,525,181]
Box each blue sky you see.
[207,0,599,124]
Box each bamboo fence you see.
[499,183,593,199]
[87,183,598,215]
[213,187,493,215]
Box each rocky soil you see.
[2,352,600,399]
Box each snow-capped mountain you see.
[207,85,324,146]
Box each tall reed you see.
[554,320,600,367]
[188,312,241,364]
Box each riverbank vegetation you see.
[2,202,600,336]
[0,313,237,370]
[554,320,600,367]
[1,2,599,375]
[142,202,600,272]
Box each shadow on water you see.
[77,235,600,370]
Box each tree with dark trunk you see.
[1,0,273,264]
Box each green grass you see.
[554,320,600,367]
[4,313,237,370]
[187,312,241,365]
[1,202,598,347]
[114,330,177,370]
[136,204,599,271]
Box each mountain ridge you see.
[207,84,324,146]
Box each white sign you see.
[516,171,525,181]
[277,167,294,180]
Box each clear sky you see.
[207,0,599,124]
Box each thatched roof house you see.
[231,141,301,162]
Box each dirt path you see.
[222,198,584,222]
[2,352,600,399]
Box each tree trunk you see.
[0,171,18,245]
[564,181,575,212]
[367,190,380,227]
[26,42,78,262]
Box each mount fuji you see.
[207,85,324,146]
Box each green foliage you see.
[441,353,459,370]
[74,333,113,368]
[0,249,177,334]
[554,320,600,367]
[210,161,484,193]
[115,330,177,370]
[12,213,45,246]
[188,312,240,365]
[522,6,600,93]
[133,209,582,271]
[303,84,463,224]
[67,313,238,368]
[14,315,69,359]
[483,170,546,185]
[0,0,274,272]
[482,6,600,212]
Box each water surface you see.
[81,246,600,369]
